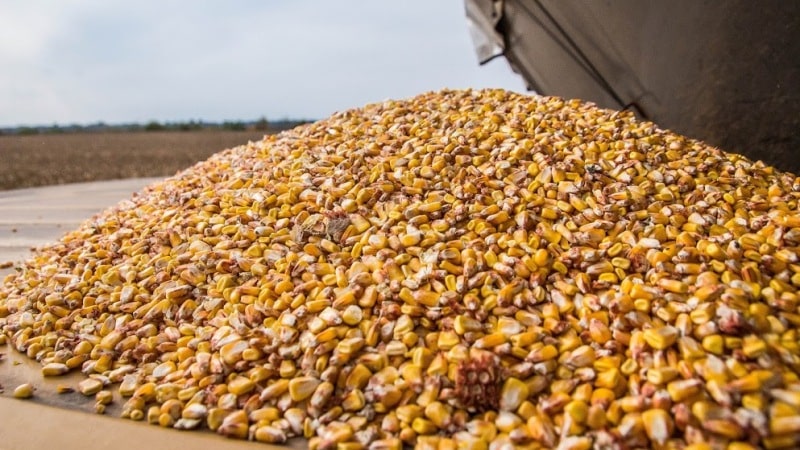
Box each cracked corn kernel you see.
[2,89,800,449]
[78,378,104,396]
[95,390,114,405]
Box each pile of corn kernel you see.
[2,89,800,449]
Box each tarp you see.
[466,0,800,174]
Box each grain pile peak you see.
[2,88,800,449]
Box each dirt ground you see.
[0,130,269,191]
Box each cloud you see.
[0,0,526,126]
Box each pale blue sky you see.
[0,1,526,127]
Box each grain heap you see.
[2,89,800,449]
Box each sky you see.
[0,0,527,127]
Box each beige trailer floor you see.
[0,179,290,450]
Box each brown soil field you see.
[0,130,269,191]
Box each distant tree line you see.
[0,116,312,136]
